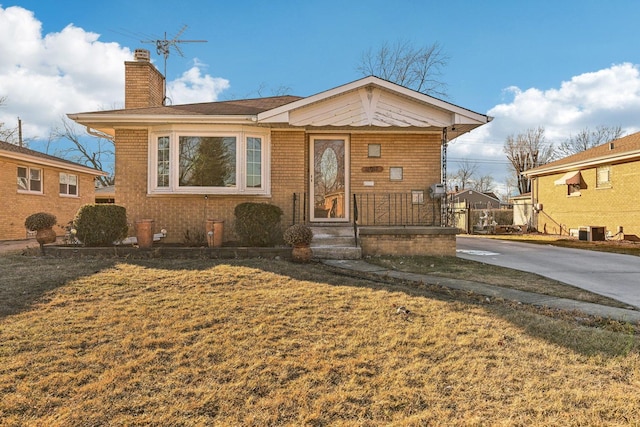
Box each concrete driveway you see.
[456,236,640,310]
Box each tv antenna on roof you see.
[142,25,207,79]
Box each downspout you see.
[441,127,448,227]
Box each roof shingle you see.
[0,140,102,172]
[83,96,303,116]
[526,131,640,175]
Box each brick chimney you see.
[124,49,165,108]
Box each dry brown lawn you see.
[1,255,639,426]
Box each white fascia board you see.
[67,113,257,126]
[257,76,490,125]
[523,149,640,177]
[1,150,108,176]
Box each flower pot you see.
[205,219,224,248]
[291,244,313,262]
[36,228,57,245]
[135,219,155,248]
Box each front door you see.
[310,136,349,222]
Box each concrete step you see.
[308,225,361,260]
[310,236,356,247]
[312,245,362,260]
[309,225,356,238]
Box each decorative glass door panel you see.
[311,137,349,221]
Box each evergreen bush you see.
[25,212,57,231]
[73,204,129,247]
[234,202,283,247]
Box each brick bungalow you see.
[523,131,640,240]
[0,140,106,240]
[68,49,491,256]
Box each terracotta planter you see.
[291,244,313,262]
[36,228,57,245]
[205,219,224,248]
[135,219,155,248]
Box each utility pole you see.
[18,117,23,147]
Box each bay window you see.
[149,131,269,195]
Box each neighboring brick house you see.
[0,140,107,240]
[68,49,491,255]
[523,132,640,239]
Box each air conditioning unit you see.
[430,183,445,198]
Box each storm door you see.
[310,136,349,222]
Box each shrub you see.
[73,204,129,247]
[283,224,314,246]
[234,202,284,247]
[183,229,207,247]
[25,212,57,231]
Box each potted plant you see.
[25,212,58,252]
[283,224,314,262]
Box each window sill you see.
[146,192,272,198]
[17,190,44,196]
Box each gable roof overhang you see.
[0,142,107,176]
[257,76,491,139]
[68,77,491,140]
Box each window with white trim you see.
[17,166,42,193]
[59,173,78,196]
[149,131,269,195]
[596,166,611,188]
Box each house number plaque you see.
[362,166,383,173]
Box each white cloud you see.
[0,5,229,142]
[0,6,131,139]
[450,62,640,195]
[166,63,230,105]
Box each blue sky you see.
[3,1,640,194]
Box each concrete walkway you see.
[0,239,42,254]
[323,259,640,324]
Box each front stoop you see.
[309,225,362,260]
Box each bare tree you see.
[356,40,449,97]
[556,125,624,158]
[472,174,495,193]
[51,117,114,187]
[504,127,555,195]
[0,96,20,144]
[451,159,478,190]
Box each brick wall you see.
[114,129,444,243]
[350,132,442,193]
[534,160,640,237]
[350,132,442,225]
[359,227,457,256]
[0,157,98,240]
[124,59,164,108]
[114,129,307,243]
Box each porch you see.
[292,192,457,259]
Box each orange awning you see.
[554,171,581,185]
